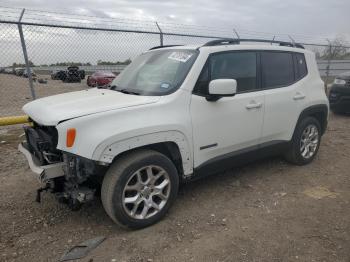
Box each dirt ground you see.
[0,74,87,116]
[0,113,349,262]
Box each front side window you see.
[111,49,198,96]
[211,52,257,93]
[261,51,294,88]
[193,51,257,95]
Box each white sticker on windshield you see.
[168,52,193,63]
[160,83,170,89]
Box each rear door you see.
[260,51,307,143]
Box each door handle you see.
[293,92,306,100]
[246,101,262,109]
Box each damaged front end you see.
[19,123,106,210]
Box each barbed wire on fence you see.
[1,5,350,47]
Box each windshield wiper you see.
[109,85,140,95]
[118,89,140,95]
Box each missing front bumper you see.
[18,142,65,183]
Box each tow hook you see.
[36,184,50,203]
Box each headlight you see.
[334,78,346,85]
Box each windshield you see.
[110,49,198,96]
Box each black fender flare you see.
[295,104,328,135]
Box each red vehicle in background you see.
[87,71,117,87]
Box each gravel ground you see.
[0,113,349,262]
[0,74,87,116]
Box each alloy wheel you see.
[300,124,319,159]
[122,165,171,219]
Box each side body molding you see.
[92,131,193,176]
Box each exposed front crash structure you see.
[19,123,106,209]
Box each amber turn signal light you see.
[66,128,76,147]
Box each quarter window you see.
[261,52,294,88]
[294,53,307,79]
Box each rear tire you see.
[285,116,321,165]
[101,149,179,229]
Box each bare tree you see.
[321,36,350,88]
[322,36,349,60]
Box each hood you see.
[23,88,160,126]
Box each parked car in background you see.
[15,67,25,76]
[79,69,86,80]
[329,71,350,114]
[4,68,13,74]
[63,66,82,83]
[51,70,66,80]
[54,66,85,83]
[23,68,36,78]
[87,71,116,87]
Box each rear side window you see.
[261,52,294,88]
[294,53,308,80]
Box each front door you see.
[190,51,264,169]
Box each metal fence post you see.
[155,22,163,46]
[18,8,36,100]
[233,28,240,39]
[325,39,332,90]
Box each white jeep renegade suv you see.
[19,39,329,228]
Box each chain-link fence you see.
[1,6,350,117]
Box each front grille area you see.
[24,125,61,165]
[329,92,339,102]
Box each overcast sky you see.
[1,0,350,42]
[0,0,349,66]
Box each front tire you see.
[285,116,321,165]
[101,149,179,229]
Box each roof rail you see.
[202,38,239,47]
[149,45,183,50]
[202,38,304,49]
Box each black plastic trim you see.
[296,104,329,135]
[191,140,290,180]
[200,143,218,150]
[149,45,183,50]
